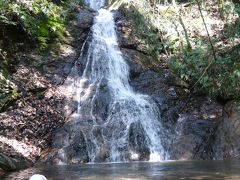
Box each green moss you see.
[0,154,17,171]
[0,0,81,52]
[0,153,31,172]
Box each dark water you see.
[3,161,240,180]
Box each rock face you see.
[213,101,240,159]
[129,122,150,161]
[43,7,96,85]
[44,120,90,164]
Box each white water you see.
[65,0,167,162]
[85,0,105,10]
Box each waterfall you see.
[62,0,167,163]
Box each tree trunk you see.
[172,0,192,50]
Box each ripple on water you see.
[3,161,240,180]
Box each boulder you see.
[213,100,240,159]
[0,153,31,172]
[129,121,150,161]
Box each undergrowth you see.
[0,0,84,51]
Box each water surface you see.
[4,161,240,179]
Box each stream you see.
[4,161,240,179]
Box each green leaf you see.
[0,15,16,25]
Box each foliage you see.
[132,6,162,60]
[169,0,240,100]
[0,154,17,171]
[170,43,240,99]
[0,0,81,51]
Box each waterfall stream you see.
[59,0,167,163]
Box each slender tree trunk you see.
[218,0,225,20]
[191,0,218,88]
[172,0,192,50]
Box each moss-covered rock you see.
[0,153,31,173]
[0,154,17,171]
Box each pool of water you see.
[3,160,240,180]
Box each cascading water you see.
[58,0,168,163]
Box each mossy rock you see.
[0,154,17,171]
[0,153,31,172]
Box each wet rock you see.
[168,115,219,160]
[45,124,89,164]
[91,78,111,124]
[130,71,167,95]
[92,126,104,144]
[77,8,96,29]
[94,146,110,163]
[92,126,110,162]
[129,122,150,161]
[120,48,143,79]
[213,100,240,159]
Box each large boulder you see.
[42,120,90,164]
[129,121,150,161]
[213,100,240,159]
[0,153,31,172]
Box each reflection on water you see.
[3,161,240,180]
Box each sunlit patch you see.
[130,152,139,161]
[149,151,162,162]
[0,135,41,160]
